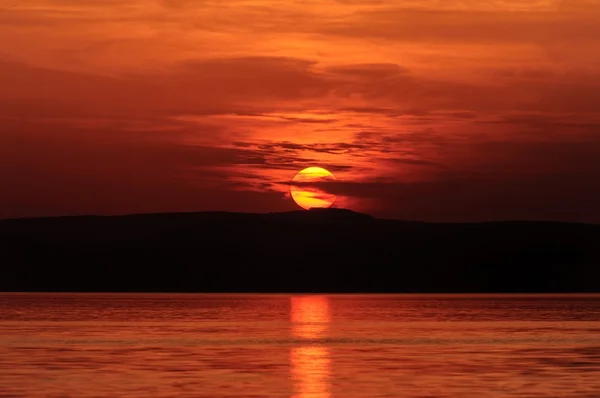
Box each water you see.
[1,294,599,397]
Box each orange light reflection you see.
[290,296,331,398]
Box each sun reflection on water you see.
[290,296,331,398]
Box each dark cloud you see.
[230,141,357,171]
[317,8,600,43]
[447,111,477,119]
[324,63,409,80]
[231,137,441,174]
[0,57,333,118]
[463,139,600,175]
[270,141,364,154]
[278,116,338,124]
[0,130,271,178]
[286,136,600,222]
[3,55,599,123]
[0,127,302,218]
[290,174,600,223]
[385,158,442,167]
[171,57,329,101]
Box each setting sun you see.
[290,167,336,210]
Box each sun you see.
[290,167,336,210]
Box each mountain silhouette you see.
[0,209,598,293]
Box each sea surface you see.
[0,293,599,397]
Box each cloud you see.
[3,51,600,124]
[317,7,600,43]
[229,141,357,172]
[290,174,600,223]
[170,56,331,100]
[0,126,301,218]
[1,0,600,222]
[324,63,409,80]
[0,57,331,118]
[558,0,600,13]
[285,136,600,222]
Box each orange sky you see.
[1,0,599,221]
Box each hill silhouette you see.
[0,209,598,293]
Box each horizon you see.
[1,0,599,222]
[1,207,599,225]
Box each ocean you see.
[1,293,599,397]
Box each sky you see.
[0,0,599,222]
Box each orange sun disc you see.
[290,167,336,210]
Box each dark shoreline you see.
[1,209,599,293]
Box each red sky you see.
[1,0,599,222]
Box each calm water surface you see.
[1,293,599,397]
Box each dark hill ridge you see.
[0,209,598,293]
